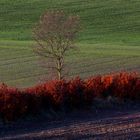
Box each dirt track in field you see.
[0,108,140,140]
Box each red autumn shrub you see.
[25,85,49,111]
[58,77,96,109]
[0,84,23,121]
[85,76,104,98]
[66,77,87,109]
[44,80,68,110]
[101,75,114,97]
[111,72,139,100]
[129,78,140,101]
[0,72,139,122]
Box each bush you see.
[0,72,139,121]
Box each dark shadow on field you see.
[0,103,140,140]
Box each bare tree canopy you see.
[33,10,80,80]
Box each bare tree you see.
[33,10,80,80]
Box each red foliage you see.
[85,76,104,98]
[43,80,68,109]
[0,84,25,121]
[66,77,86,109]
[0,72,139,121]
[110,72,140,100]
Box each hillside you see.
[0,0,140,87]
[0,0,140,44]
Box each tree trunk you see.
[57,58,62,80]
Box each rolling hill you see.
[0,0,140,87]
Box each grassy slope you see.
[0,0,140,87]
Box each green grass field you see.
[0,0,140,87]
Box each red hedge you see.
[0,72,139,121]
